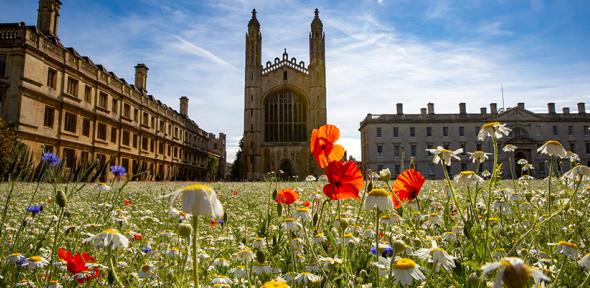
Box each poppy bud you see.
[468,272,479,286]
[56,190,67,208]
[338,218,348,230]
[392,239,406,254]
[178,223,192,238]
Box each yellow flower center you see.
[368,189,390,197]
[314,233,324,238]
[558,241,577,249]
[433,247,445,252]
[182,184,212,192]
[104,228,119,234]
[29,256,43,263]
[393,258,417,269]
[499,259,512,268]
[285,217,296,222]
[544,140,561,146]
[343,233,354,238]
[11,252,21,257]
[217,275,228,278]
[296,207,309,212]
[49,280,60,284]
[482,122,501,129]
[440,149,451,153]
[236,265,245,269]
[141,265,152,272]
[460,171,476,176]
[261,280,289,288]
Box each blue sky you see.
[2,0,589,162]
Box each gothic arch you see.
[263,86,309,143]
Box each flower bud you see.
[379,168,391,182]
[392,239,406,254]
[468,272,479,286]
[178,223,192,238]
[56,190,67,208]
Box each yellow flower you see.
[261,279,290,288]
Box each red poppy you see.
[391,169,425,208]
[57,248,100,283]
[210,219,218,228]
[310,124,345,168]
[132,233,142,241]
[323,161,364,200]
[302,201,312,207]
[231,191,239,196]
[123,198,131,206]
[275,188,299,205]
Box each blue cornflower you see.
[110,165,127,177]
[141,247,153,253]
[26,204,43,216]
[371,245,393,258]
[218,220,225,226]
[41,152,61,167]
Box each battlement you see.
[261,49,308,75]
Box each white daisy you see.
[537,140,567,158]
[482,257,548,288]
[337,233,360,246]
[426,146,463,166]
[230,265,248,278]
[478,122,511,141]
[454,170,484,186]
[468,151,491,164]
[84,228,129,249]
[414,242,456,272]
[391,258,425,286]
[363,188,394,211]
[549,240,579,260]
[211,275,233,285]
[252,237,267,249]
[21,256,49,270]
[169,184,224,218]
[502,144,518,152]
[281,218,302,232]
[293,207,312,221]
[313,233,327,243]
[578,253,590,270]
[295,272,321,285]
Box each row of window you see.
[46,68,207,146]
[376,125,590,138]
[42,107,206,161]
[377,126,476,138]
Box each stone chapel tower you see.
[243,9,327,180]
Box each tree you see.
[206,155,220,181]
[0,117,21,178]
[230,137,244,181]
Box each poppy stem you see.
[374,208,380,288]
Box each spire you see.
[248,8,260,29]
[311,8,322,31]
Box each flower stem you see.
[192,215,200,288]
[374,208,380,288]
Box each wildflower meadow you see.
[1,123,590,287]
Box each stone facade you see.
[0,0,225,181]
[242,9,327,180]
[360,102,590,179]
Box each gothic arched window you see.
[264,89,307,142]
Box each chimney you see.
[179,96,189,116]
[578,102,586,114]
[396,103,403,115]
[37,0,61,38]
[490,103,498,114]
[420,108,427,115]
[548,103,555,114]
[459,103,466,114]
[517,102,525,109]
[134,64,148,92]
[480,107,487,114]
[427,103,434,114]
[563,107,570,114]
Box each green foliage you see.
[230,137,244,180]
[206,154,220,181]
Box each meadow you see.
[1,123,589,287]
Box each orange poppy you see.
[323,161,364,200]
[391,169,425,208]
[275,188,300,205]
[310,124,345,168]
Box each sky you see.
[2,0,589,162]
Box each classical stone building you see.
[242,9,327,180]
[360,102,590,179]
[0,0,225,180]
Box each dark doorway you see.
[279,159,294,180]
[514,150,529,177]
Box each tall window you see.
[377,145,383,159]
[133,134,138,148]
[409,127,415,137]
[112,98,118,114]
[62,148,76,168]
[376,127,382,137]
[84,85,92,102]
[393,127,399,137]
[0,54,6,77]
[98,92,108,109]
[459,126,465,136]
[64,112,77,133]
[122,130,130,146]
[110,127,117,143]
[443,126,449,136]
[264,89,307,142]
[426,127,432,137]
[67,77,78,97]
[123,103,131,118]
[410,144,416,156]
[97,123,107,140]
[44,106,55,128]
[393,144,400,157]
[568,126,574,135]
[47,68,57,89]
[82,118,90,136]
